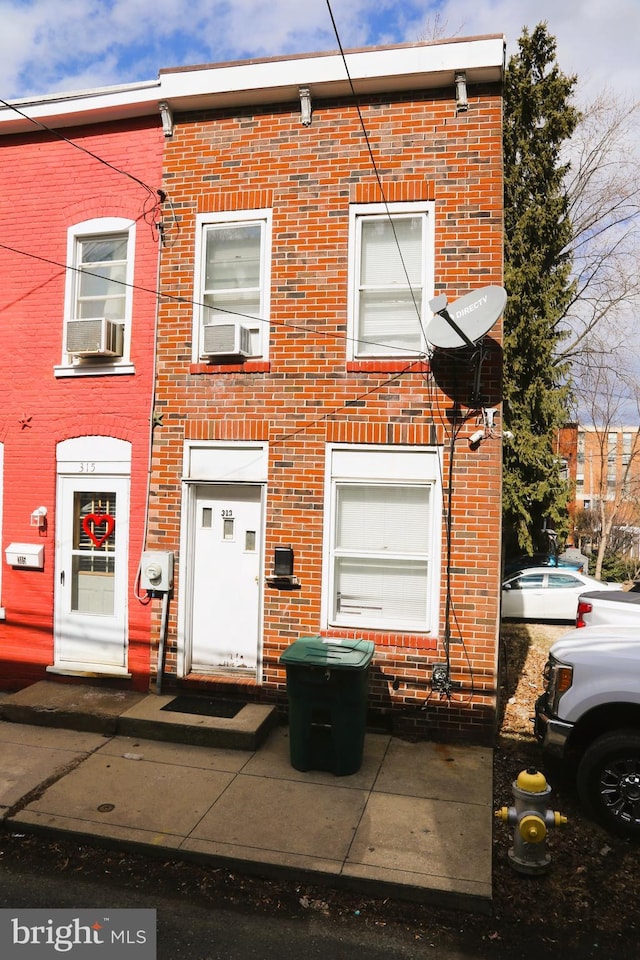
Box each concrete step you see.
[0,681,278,751]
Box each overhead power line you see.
[324,0,427,345]
[0,96,162,226]
[0,237,430,359]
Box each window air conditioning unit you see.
[66,318,124,358]
[201,322,251,358]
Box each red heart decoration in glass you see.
[82,513,115,548]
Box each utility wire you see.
[0,238,430,359]
[0,236,429,479]
[2,33,483,697]
[1,29,427,349]
[0,97,162,224]
[324,0,428,347]
[270,363,424,446]
[324,0,483,699]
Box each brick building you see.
[558,423,640,558]
[0,88,164,689]
[148,37,506,742]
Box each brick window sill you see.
[346,360,430,374]
[190,361,270,375]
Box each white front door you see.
[189,483,262,674]
[54,475,129,673]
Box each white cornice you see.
[0,36,505,136]
[161,37,505,113]
[0,80,162,135]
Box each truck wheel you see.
[577,730,640,838]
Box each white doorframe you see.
[52,437,131,676]
[180,483,264,677]
[177,441,268,679]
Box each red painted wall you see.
[0,116,163,690]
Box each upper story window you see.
[348,203,434,359]
[56,218,135,377]
[76,235,127,320]
[194,210,271,362]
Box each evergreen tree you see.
[503,23,580,554]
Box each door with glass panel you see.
[54,476,129,672]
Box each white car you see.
[501,567,621,622]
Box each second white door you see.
[190,483,262,674]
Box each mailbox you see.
[5,543,45,569]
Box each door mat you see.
[161,695,245,718]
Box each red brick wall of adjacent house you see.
[0,117,163,690]
[150,86,504,741]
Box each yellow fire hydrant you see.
[495,767,567,875]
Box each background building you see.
[559,423,640,562]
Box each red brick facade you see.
[149,69,504,741]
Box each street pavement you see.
[0,683,493,913]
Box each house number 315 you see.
[79,462,96,473]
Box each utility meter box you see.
[5,543,45,569]
[140,550,174,592]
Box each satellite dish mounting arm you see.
[470,342,489,406]
[430,296,476,350]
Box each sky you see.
[1,0,639,107]
[2,0,638,420]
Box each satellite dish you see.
[430,336,502,407]
[426,285,507,350]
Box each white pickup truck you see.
[534,624,640,837]
[576,585,640,627]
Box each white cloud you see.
[434,0,640,105]
[1,0,370,97]
[1,0,637,410]
[1,0,638,107]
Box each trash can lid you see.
[280,636,375,669]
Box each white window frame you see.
[56,218,136,377]
[193,209,272,362]
[347,202,434,360]
[322,445,442,633]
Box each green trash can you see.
[280,636,375,776]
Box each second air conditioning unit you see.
[66,318,124,358]
[202,322,251,358]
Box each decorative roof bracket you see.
[299,87,312,126]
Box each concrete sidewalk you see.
[0,693,493,912]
